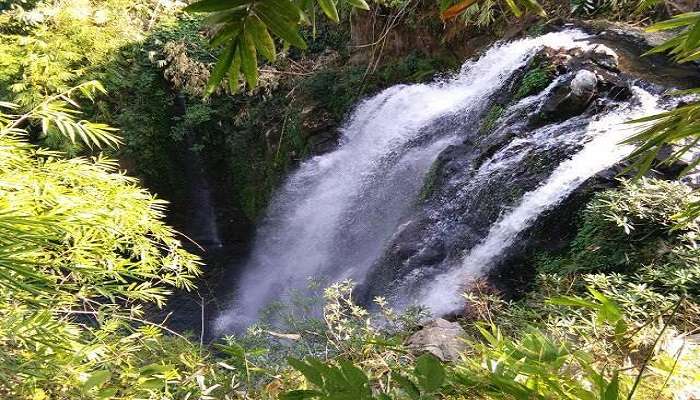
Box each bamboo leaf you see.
[685,20,700,51]
[205,40,237,96]
[247,16,276,61]
[83,370,111,391]
[346,0,369,10]
[262,0,302,22]
[240,28,259,88]
[210,21,243,48]
[255,3,307,48]
[317,0,339,22]
[229,46,242,93]
[504,0,522,17]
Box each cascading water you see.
[419,88,663,315]
[215,30,666,331]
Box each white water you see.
[420,88,663,315]
[214,30,644,331]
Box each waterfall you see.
[215,30,662,332]
[419,88,663,316]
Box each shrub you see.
[541,179,699,296]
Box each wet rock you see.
[584,44,619,71]
[571,70,598,97]
[538,78,593,123]
[578,20,700,89]
[308,131,339,154]
[405,319,467,362]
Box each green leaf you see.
[139,378,165,390]
[520,0,546,16]
[97,388,118,399]
[210,21,243,48]
[685,21,700,51]
[588,287,622,322]
[603,372,619,400]
[614,320,628,339]
[339,360,371,396]
[414,354,445,394]
[548,296,598,309]
[185,0,253,12]
[139,363,175,376]
[240,28,259,88]
[255,3,307,48]
[262,0,302,22]
[393,374,420,400]
[288,358,324,387]
[82,370,111,391]
[247,16,276,61]
[504,0,523,17]
[229,46,242,93]
[317,0,339,22]
[345,0,369,10]
[646,12,700,32]
[205,40,237,96]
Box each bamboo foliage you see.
[0,84,214,397]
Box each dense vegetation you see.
[1,0,699,399]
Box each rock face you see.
[405,319,467,362]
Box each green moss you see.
[418,160,441,201]
[515,66,553,99]
[526,23,546,37]
[479,104,505,134]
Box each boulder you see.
[538,79,593,123]
[570,70,598,97]
[584,44,619,72]
[405,318,467,362]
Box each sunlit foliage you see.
[0,86,225,398]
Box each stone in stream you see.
[570,70,598,97]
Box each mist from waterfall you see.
[213,30,658,332]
